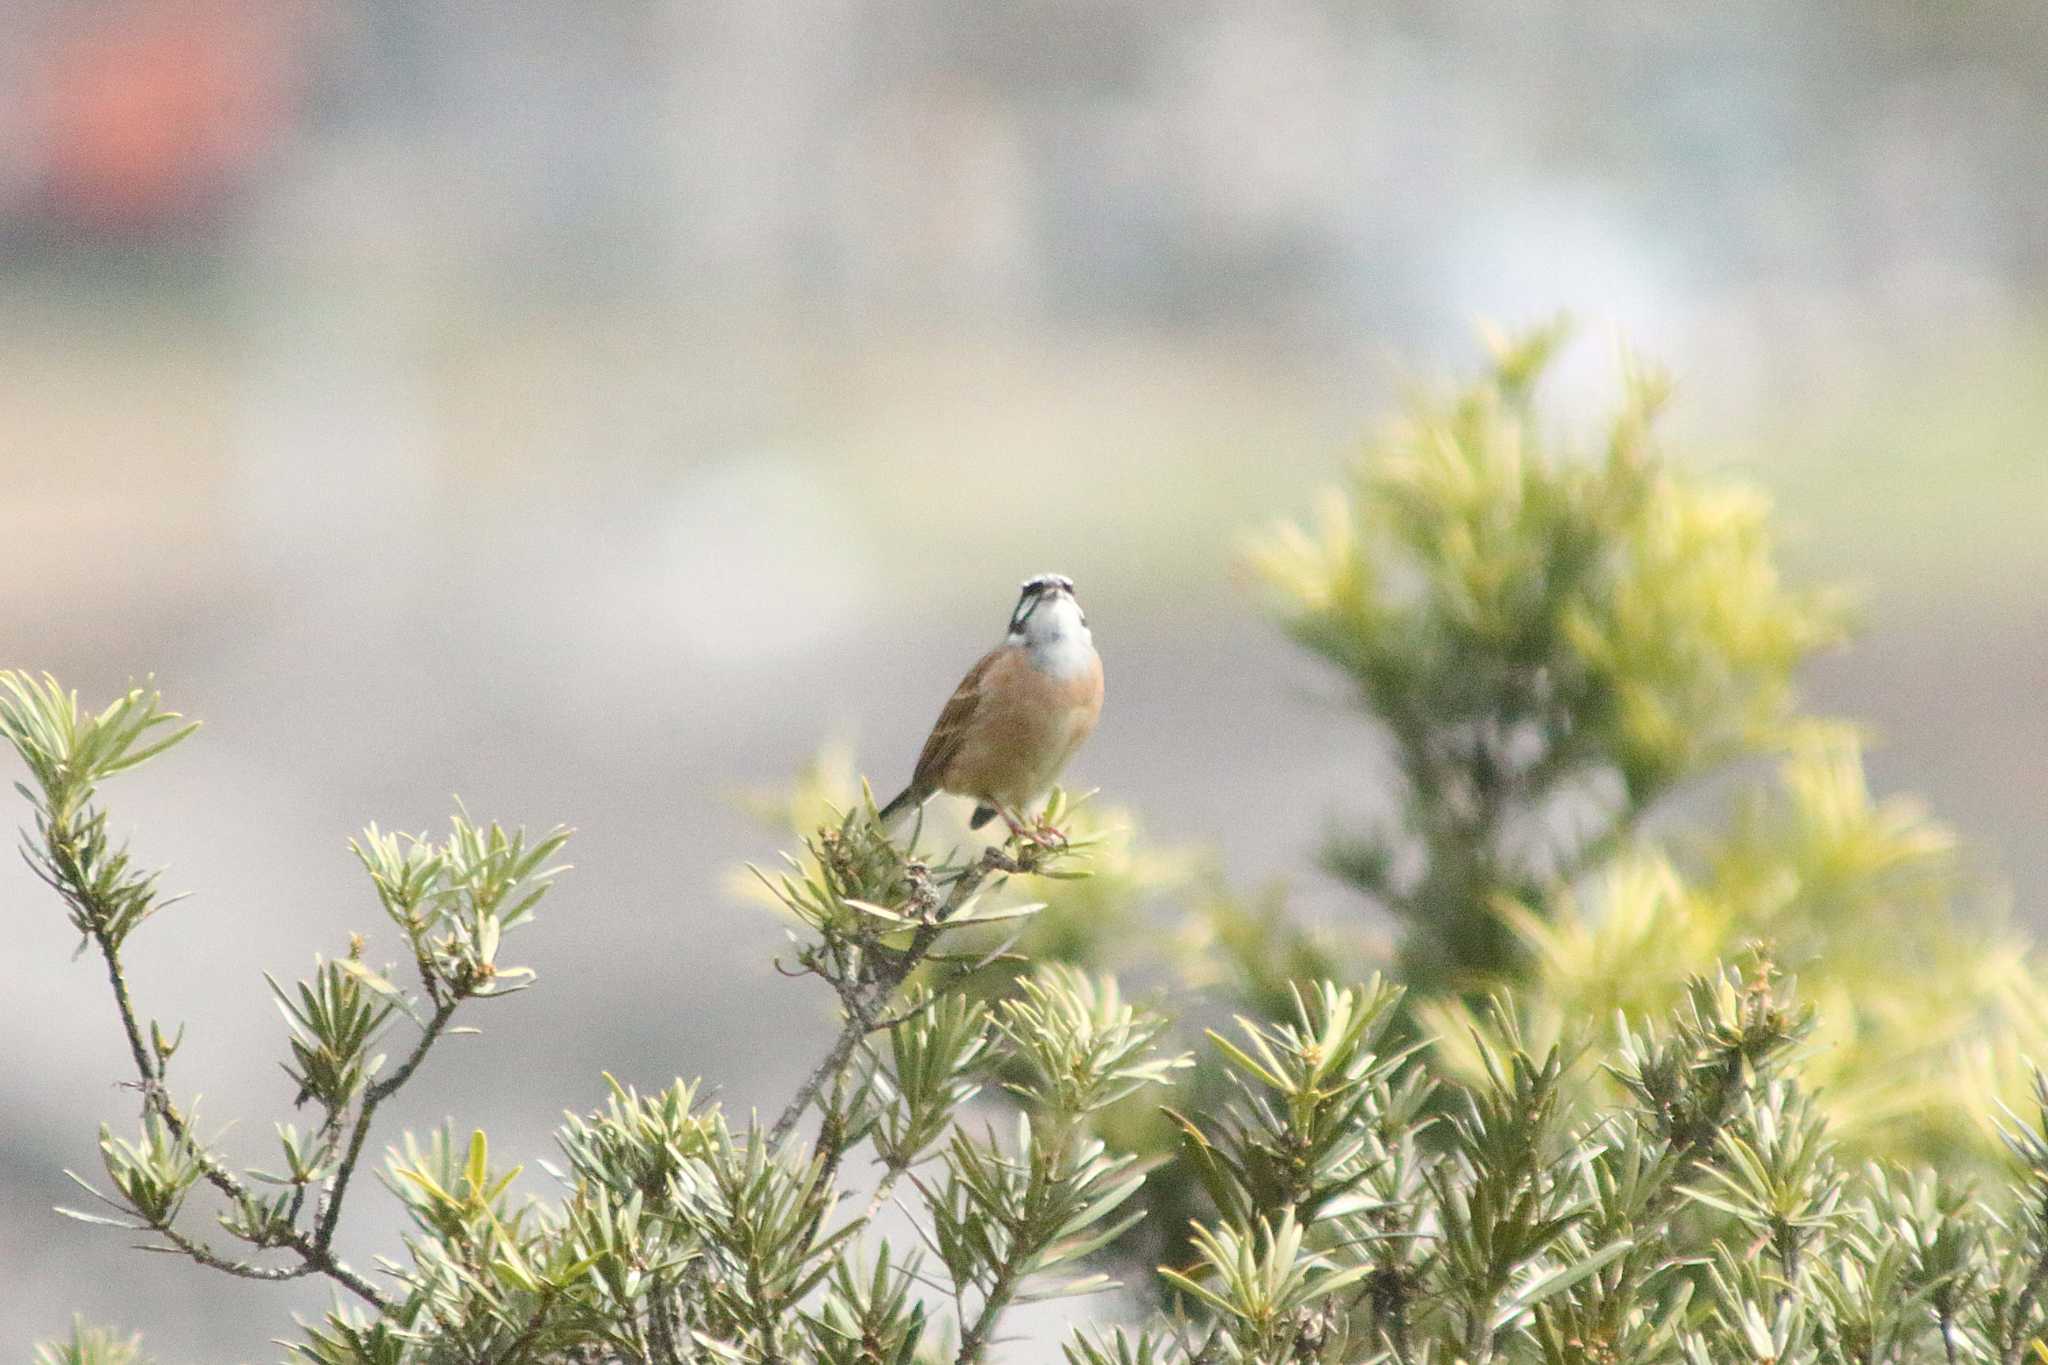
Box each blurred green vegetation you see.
[17,328,2048,1363]
[765,327,2046,1251]
[1237,330,2046,1174]
[32,1318,149,1365]
[1246,323,1848,991]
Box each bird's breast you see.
[990,649,1102,744]
[941,645,1103,804]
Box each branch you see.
[861,1161,911,1225]
[956,1113,1094,1365]
[487,1285,562,1365]
[955,1242,1029,1365]
[644,1280,684,1365]
[92,921,161,1090]
[93,936,392,1307]
[767,1014,872,1153]
[315,996,462,1251]
[1185,1324,1229,1365]
[766,844,1030,1152]
[2003,1248,2048,1365]
[154,1221,320,1283]
[58,823,392,1310]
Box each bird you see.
[878,573,1104,838]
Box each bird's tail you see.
[876,785,923,828]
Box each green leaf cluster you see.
[10,700,1193,1363]
[32,1317,151,1365]
[1,672,197,951]
[1245,325,1846,989]
[1232,328,2045,1175]
[1070,960,2048,1364]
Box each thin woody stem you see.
[92,925,159,1087]
[63,824,392,1310]
[315,996,462,1251]
[861,1162,910,1224]
[955,1240,1030,1365]
[769,1024,871,1152]
[766,844,1028,1152]
[155,1221,319,1282]
[669,839,1039,1335]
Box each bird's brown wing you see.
[906,648,998,800]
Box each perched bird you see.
[879,574,1104,836]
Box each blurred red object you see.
[37,0,306,227]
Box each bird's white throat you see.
[1013,595,1095,679]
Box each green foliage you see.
[1245,326,1846,990]
[271,955,400,1112]
[1172,978,1420,1230]
[5,680,1191,1362]
[1,665,574,1317]
[13,673,2048,1365]
[32,1318,150,1365]
[1072,956,2048,1364]
[1226,328,2048,1179]
[867,990,993,1170]
[740,746,1193,993]
[351,810,571,1005]
[1,673,197,951]
[1419,728,2048,1172]
[10,333,2045,1364]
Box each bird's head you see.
[1007,572,1086,645]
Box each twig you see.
[765,845,1026,1151]
[861,1162,911,1225]
[2003,1249,2048,1365]
[91,920,160,1090]
[155,1221,319,1281]
[955,1242,1029,1365]
[667,840,1034,1339]
[487,1285,561,1365]
[315,996,461,1251]
[767,1019,871,1152]
[955,1104,1084,1365]
[83,914,391,1308]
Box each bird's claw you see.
[1004,813,1066,851]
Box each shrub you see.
[15,333,2046,1363]
[13,671,2048,1364]
[1242,323,1847,993]
[1237,330,2048,1173]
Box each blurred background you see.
[3,1,2044,1358]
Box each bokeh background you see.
[4,2,2044,1358]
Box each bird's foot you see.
[1011,810,1067,851]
